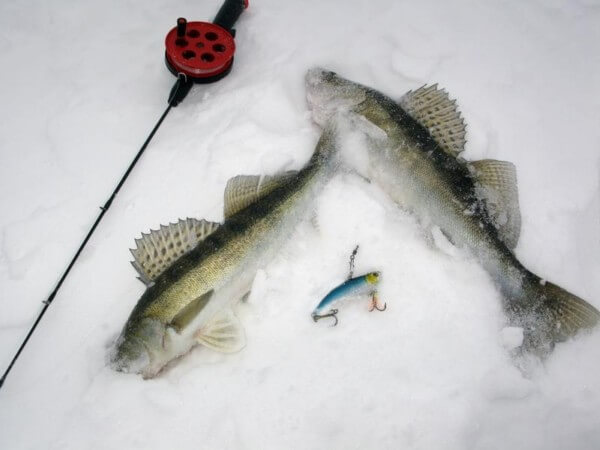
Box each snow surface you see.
[1,0,599,449]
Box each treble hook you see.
[312,309,339,326]
[368,293,387,312]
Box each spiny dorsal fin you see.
[399,84,467,157]
[130,218,220,285]
[470,159,521,250]
[223,171,297,219]
[194,307,246,353]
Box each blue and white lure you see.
[311,271,385,326]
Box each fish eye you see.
[323,71,337,81]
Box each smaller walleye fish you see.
[110,118,342,378]
[312,272,385,326]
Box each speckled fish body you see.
[305,68,599,354]
[110,120,341,378]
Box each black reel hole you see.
[205,32,218,41]
[187,30,200,38]
[201,53,215,62]
[182,50,196,59]
[213,44,226,53]
[175,38,188,47]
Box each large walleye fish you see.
[110,120,340,378]
[306,68,599,354]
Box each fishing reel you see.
[0,0,251,390]
[165,0,249,105]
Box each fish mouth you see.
[305,68,336,100]
[305,68,335,125]
[305,70,322,106]
[305,67,333,92]
[305,68,365,127]
[305,67,331,87]
[109,335,151,374]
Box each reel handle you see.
[213,0,248,33]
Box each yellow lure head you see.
[365,271,380,285]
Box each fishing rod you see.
[0,0,249,390]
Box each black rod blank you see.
[0,75,189,390]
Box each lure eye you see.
[366,272,380,284]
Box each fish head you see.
[109,317,167,377]
[305,68,367,126]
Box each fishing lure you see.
[311,271,385,326]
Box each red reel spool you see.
[165,21,236,83]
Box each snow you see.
[1,0,599,449]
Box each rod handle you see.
[213,0,248,34]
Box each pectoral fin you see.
[470,159,521,249]
[170,290,214,332]
[194,308,246,353]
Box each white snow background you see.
[1,0,599,449]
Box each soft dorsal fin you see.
[223,171,297,219]
[194,307,246,353]
[170,289,214,332]
[470,159,521,250]
[131,218,220,285]
[399,84,467,157]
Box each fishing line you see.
[348,245,359,280]
[0,75,188,390]
[0,0,249,390]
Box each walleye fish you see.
[305,68,600,354]
[110,120,340,378]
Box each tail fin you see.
[515,279,600,354]
[542,281,600,339]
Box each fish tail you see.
[511,276,600,354]
[541,280,600,335]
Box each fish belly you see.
[365,142,514,283]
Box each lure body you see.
[313,272,380,316]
